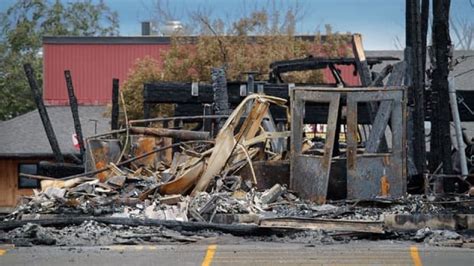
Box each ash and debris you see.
[2,220,218,247]
[2,93,472,248]
[2,177,473,247]
[7,177,471,223]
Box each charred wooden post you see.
[24,64,64,163]
[352,34,388,151]
[203,104,214,136]
[111,78,120,130]
[64,70,85,160]
[352,34,372,87]
[211,67,230,130]
[430,0,453,176]
[405,0,426,176]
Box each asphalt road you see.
[1,241,473,266]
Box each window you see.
[18,163,40,189]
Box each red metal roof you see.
[43,36,360,105]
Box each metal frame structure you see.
[290,87,407,203]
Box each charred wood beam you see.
[269,56,399,76]
[111,79,120,130]
[371,64,394,86]
[212,67,230,130]
[144,82,336,104]
[130,127,210,140]
[352,34,389,151]
[406,0,427,176]
[64,70,85,161]
[24,64,64,163]
[352,34,372,87]
[365,63,406,153]
[0,217,268,236]
[38,161,85,178]
[328,64,345,87]
[429,0,453,175]
[144,82,474,123]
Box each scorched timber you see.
[144,82,474,122]
[130,127,210,140]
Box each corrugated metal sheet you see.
[43,43,170,105]
[43,42,361,105]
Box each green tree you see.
[0,0,119,120]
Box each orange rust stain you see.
[95,161,108,182]
[380,175,390,196]
[134,137,156,167]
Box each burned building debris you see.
[1,28,473,250]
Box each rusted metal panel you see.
[346,89,406,199]
[131,136,156,168]
[291,87,407,202]
[85,139,121,182]
[238,160,290,190]
[290,90,340,203]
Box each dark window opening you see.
[18,163,40,189]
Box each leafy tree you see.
[0,0,119,120]
[121,4,351,119]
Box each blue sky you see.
[1,0,473,50]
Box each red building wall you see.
[43,42,170,105]
[43,37,360,106]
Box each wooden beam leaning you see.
[24,64,64,162]
[64,70,85,160]
[352,34,389,151]
[365,62,407,153]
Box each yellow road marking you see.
[410,246,423,266]
[0,249,6,256]
[201,244,217,266]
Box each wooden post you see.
[111,79,119,130]
[430,0,453,176]
[211,67,230,130]
[24,64,64,162]
[406,0,426,176]
[64,70,85,160]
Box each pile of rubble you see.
[2,94,473,247]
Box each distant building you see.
[0,106,109,211]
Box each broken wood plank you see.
[130,127,210,140]
[0,217,267,236]
[260,217,384,234]
[384,214,456,231]
[260,184,285,204]
[365,62,407,153]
